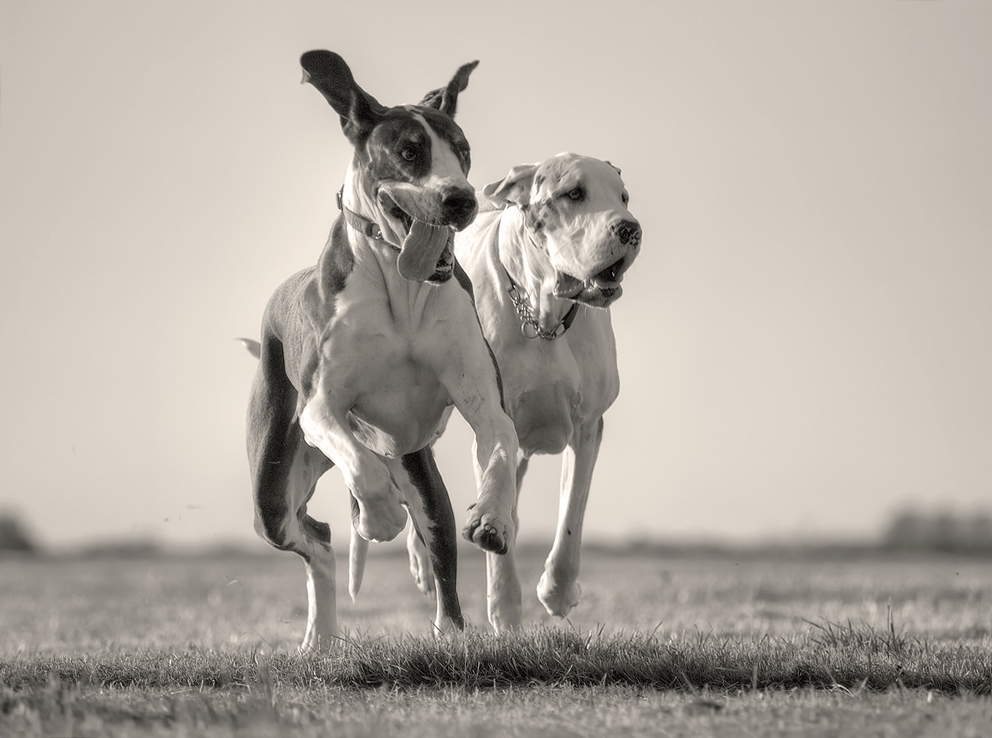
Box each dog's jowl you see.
[245,51,517,651]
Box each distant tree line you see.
[882,508,992,554]
[5,508,992,558]
[0,512,37,553]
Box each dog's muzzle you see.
[440,189,478,230]
[552,218,640,308]
[553,271,624,308]
[381,186,477,284]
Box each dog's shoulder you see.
[260,219,355,346]
[263,266,317,326]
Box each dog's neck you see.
[337,164,439,323]
[340,165,409,249]
[496,207,577,337]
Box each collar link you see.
[504,269,579,340]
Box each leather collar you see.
[337,188,401,253]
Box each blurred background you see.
[1,1,990,557]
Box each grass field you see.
[2,544,992,736]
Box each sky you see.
[1,1,990,552]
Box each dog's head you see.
[301,51,479,284]
[484,153,641,308]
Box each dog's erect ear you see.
[301,50,386,144]
[483,163,539,207]
[419,60,479,118]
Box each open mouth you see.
[400,219,455,283]
[552,257,627,307]
[595,256,626,284]
[384,199,456,283]
[387,202,413,230]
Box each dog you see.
[246,51,517,651]
[406,153,641,631]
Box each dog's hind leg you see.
[248,338,336,651]
[406,519,435,598]
[537,416,604,618]
[389,449,464,633]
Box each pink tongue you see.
[397,221,452,282]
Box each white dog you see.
[407,153,641,630]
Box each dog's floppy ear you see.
[301,50,386,144]
[420,60,479,118]
[483,163,539,207]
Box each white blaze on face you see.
[417,112,467,191]
[385,112,469,222]
[390,113,471,282]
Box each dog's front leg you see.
[466,418,524,633]
[439,365,518,556]
[420,294,520,628]
[432,362,517,552]
[299,399,407,543]
[463,424,518,554]
[537,416,604,617]
[484,450,526,632]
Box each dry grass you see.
[2,546,992,736]
[2,624,990,692]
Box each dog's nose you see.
[441,189,478,229]
[611,219,641,246]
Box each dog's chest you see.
[316,289,454,456]
[495,323,619,454]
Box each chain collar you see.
[504,269,579,340]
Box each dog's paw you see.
[461,506,510,555]
[537,572,581,617]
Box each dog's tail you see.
[237,337,262,359]
[349,511,369,601]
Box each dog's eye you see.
[401,148,417,162]
[565,187,584,202]
[621,192,629,206]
